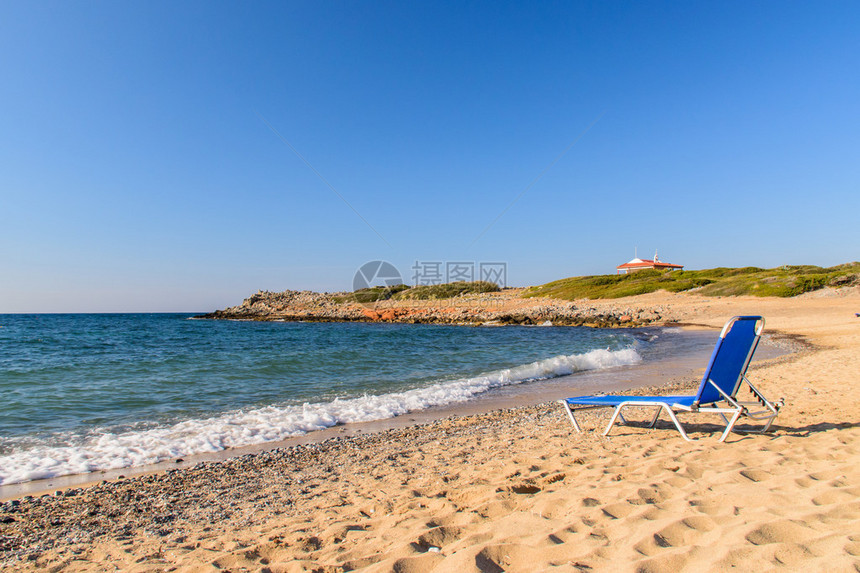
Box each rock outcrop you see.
[196,289,667,328]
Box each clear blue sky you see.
[1,1,858,312]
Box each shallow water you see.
[0,314,659,484]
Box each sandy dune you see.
[2,289,858,572]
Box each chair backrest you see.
[694,316,764,405]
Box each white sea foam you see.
[0,347,640,485]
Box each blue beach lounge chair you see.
[561,316,782,442]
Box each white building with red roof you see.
[616,251,683,274]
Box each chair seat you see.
[565,395,698,408]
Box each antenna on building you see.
[654,249,659,263]
[634,246,637,259]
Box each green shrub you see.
[394,281,500,300]
[336,283,411,303]
[337,281,500,303]
[523,262,860,300]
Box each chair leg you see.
[561,401,582,432]
[732,412,778,435]
[648,406,662,428]
[760,402,780,433]
[662,407,692,442]
[603,405,625,437]
[719,408,744,442]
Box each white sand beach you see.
[2,289,859,572]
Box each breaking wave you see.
[0,347,640,485]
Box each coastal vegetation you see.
[395,280,500,300]
[333,284,412,304]
[523,263,860,300]
[202,264,857,325]
[335,281,500,303]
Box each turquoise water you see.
[0,313,649,484]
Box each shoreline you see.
[0,325,763,502]
[2,290,858,571]
[1,316,655,491]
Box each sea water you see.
[0,313,676,485]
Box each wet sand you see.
[1,288,858,571]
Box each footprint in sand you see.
[341,552,385,570]
[529,494,571,521]
[320,523,366,544]
[582,497,602,507]
[772,542,817,567]
[297,535,324,552]
[601,501,635,519]
[816,502,860,523]
[634,483,675,505]
[507,483,542,494]
[680,463,705,479]
[808,470,843,481]
[475,499,517,519]
[637,506,664,521]
[394,552,447,572]
[249,543,301,568]
[475,542,544,572]
[635,552,694,573]
[634,516,715,555]
[425,512,480,529]
[844,541,860,556]
[546,524,579,545]
[739,468,771,482]
[211,549,270,571]
[829,476,853,488]
[415,525,462,551]
[811,488,857,506]
[540,472,566,486]
[715,546,774,570]
[687,498,735,522]
[745,519,814,545]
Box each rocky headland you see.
[196,288,669,327]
